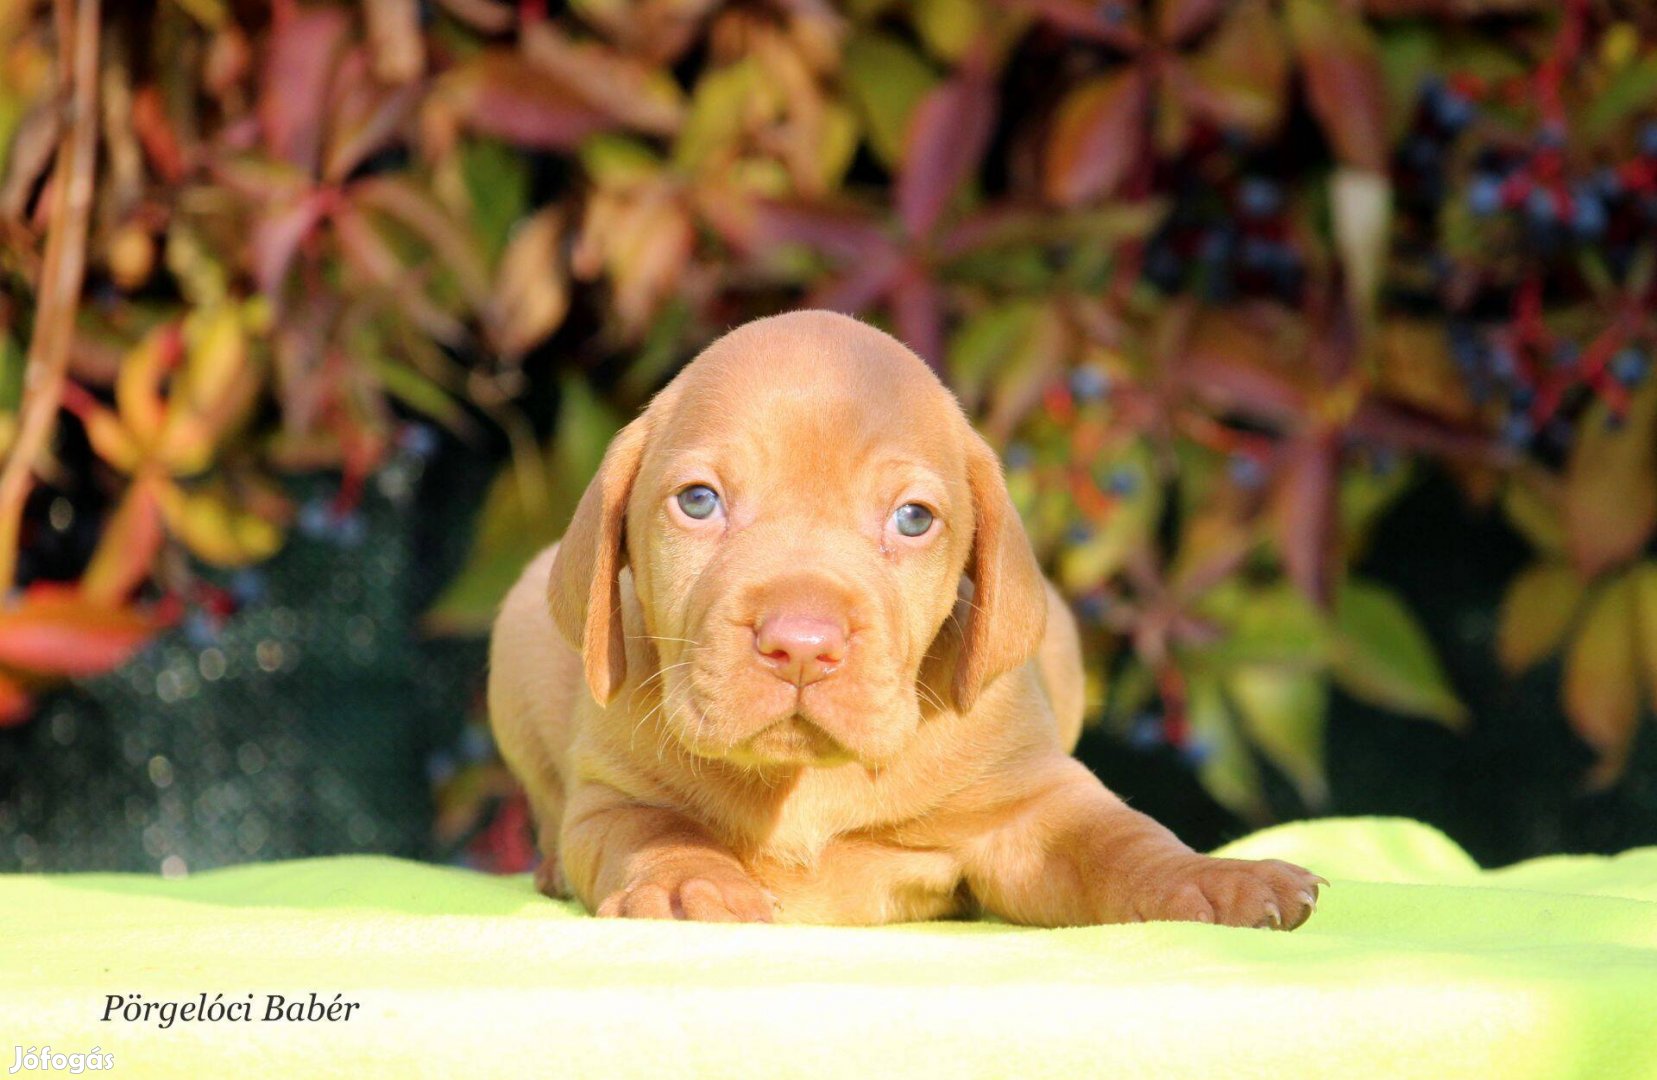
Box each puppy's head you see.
[548,311,1045,768]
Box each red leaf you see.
[0,590,164,678]
[0,671,30,727]
[805,248,904,314]
[260,6,350,173]
[251,190,331,298]
[443,52,614,150]
[1157,0,1226,45]
[889,267,946,373]
[1285,0,1389,172]
[897,72,996,239]
[1014,0,1145,49]
[1274,432,1340,607]
[1348,398,1494,461]
[132,86,188,184]
[744,201,889,262]
[1042,69,1147,208]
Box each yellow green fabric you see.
[3,817,1654,1079]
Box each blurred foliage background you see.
[2,0,1656,876]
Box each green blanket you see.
[3,818,1654,1079]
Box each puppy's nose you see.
[753,615,847,687]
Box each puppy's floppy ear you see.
[951,431,1048,713]
[547,415,650,706]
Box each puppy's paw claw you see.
[596,867,776,924]
[1132,856,1324,932]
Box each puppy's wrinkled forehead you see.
[654,312,963,476]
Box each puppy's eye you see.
[676,484,722,520]
[892,503,935,538]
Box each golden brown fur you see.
[489,311,1321,928]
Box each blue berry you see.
[1468,175,1503,216]
[1104,467,1138,497]
[335,512,367,548]
[1076,591,1110,623]
[1228,455,1265,489]
[1525,187,1557,224]
[1180,737,1214,768]
[1613,348,1649,387]
[1066,522,1094,546]
[1639,122,1657,158]
[1571,190,1607,237]
[228,569,267,606]
[1237,177,1282,219]
[1069,365,1112,402]
[1127,714,1164,750]
[397,423,440,460]
[297,499,334,539]
[1502,414,1534,448]
[184,610,220,648]
[1488,342,1519,382]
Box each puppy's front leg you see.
[560,783,777,923]
[962,758,1323,930]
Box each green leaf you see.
[1496,561,1583,674]
[578,133,663,188]
[1198,581,1331,670]
[462,139,530,265]
[948,302,1041,413]
[423,378,622,635]
[842,33,940,170]
[673,59,764,173]
[1227,666,1329,809]
[1583,55,1657,144]
[0,333,22,413]
[1188,674,1270,825]
[1332,579,1466,727]
[911,0,985,61]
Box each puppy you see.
[489,311,1322,928]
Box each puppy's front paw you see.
[1132,855,1325,931]
[596,863,776,923]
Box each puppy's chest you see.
[745,787,966,924]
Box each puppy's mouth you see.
[732,713,852,768]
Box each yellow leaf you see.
[80,475,164,606]
[115,325,173,448]
[1497,562,1583,673]
[1564,381,1657,577]
[1629,562,1657,715]
[1563,576,1642,790]
[489,207,569,361]
[157,481,284,568]
[179,305,247,415]
[81,402,143,474]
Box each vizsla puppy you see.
[489,311,1322,928]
